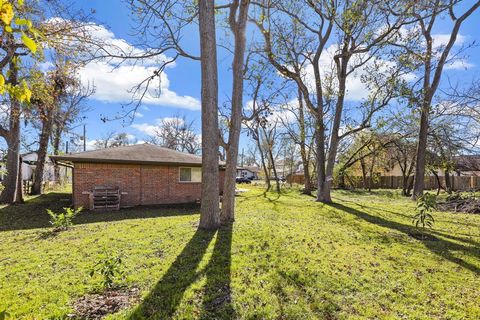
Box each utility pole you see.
[83,124,86,152]
[65,141,69,154]
[241,148,244,167]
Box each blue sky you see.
[66,0,206,149]
[20,1,480,152]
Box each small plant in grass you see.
[89,250,125,289]
[47,207,82,231]
[0,309,11,320]
[413,192,436,233]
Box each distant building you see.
[236,166,260,180]
[0,152,70,183]
[382,155,480,177]
[454,155,480,176]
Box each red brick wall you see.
[73,163,225,209]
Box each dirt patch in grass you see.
[408,232,438,241]
[73,287,140,319]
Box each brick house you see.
[51,144,225,209]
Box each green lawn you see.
[1,186,479,319]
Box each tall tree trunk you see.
[337,169,346,189]
[412,1,480,199]
[317,54,350,203]
[198,0,220,230]
[16,154,23,202]
[360,158,368,190]
[445,169,452,194]
[368,151,376,192]
[221,0,250,224]
[0,131,21,203]
[407,175,414,196]
[315,116,330,202]
[431,169,442,195]
[31,109,55,195]
[0,63,23,204]
[412,101,429,200]
[255,129,271,192]
[52,122,63,183]
[268,148,280,193]
[402,174,409,196]
[297,89,312,195]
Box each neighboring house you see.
[52,144,225,209]
[236,166,260,180]
[454,155,480,176]
[0,152,69,182]
[275,160,303,178]
[382,155,480,177]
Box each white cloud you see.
[444,59,474,70]
[432,33,467,49]
[67,23,200,110]
[79,61,200,109]
[242,99,297,129]
[125,133,136,141]
[132,117,186,136]
[85,139,98,151]
[131,122,158,136]
[301,44,412,101]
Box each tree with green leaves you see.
[28,62,79,195]
[0,0,40,203]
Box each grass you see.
[1,186,479,319]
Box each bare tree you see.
[149,116,201,154]
[51,82,93,182]
[252,0,415,203]
[93,132,135,149]
[389,137,417,196]
[280,88,315,194]
[219,0,251,224]
[407,0,480,199]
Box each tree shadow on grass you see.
[0,192,198,232]
[327,203,480,275]
[128,224,234,319]
[199,223,235,319]
[128,229,216,319]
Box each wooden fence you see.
[287,174,480,191]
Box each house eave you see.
[50,156,226,169]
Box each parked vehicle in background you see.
[236,176,252,184]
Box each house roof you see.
[51,144,216,167]
[237,165,261,173]
[454,155,480,172]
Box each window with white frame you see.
[179,167,202,182]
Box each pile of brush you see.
[437,192,480,214]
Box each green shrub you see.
[46,207,82,231]
[89,250,125,289]
[413,192,436,231]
